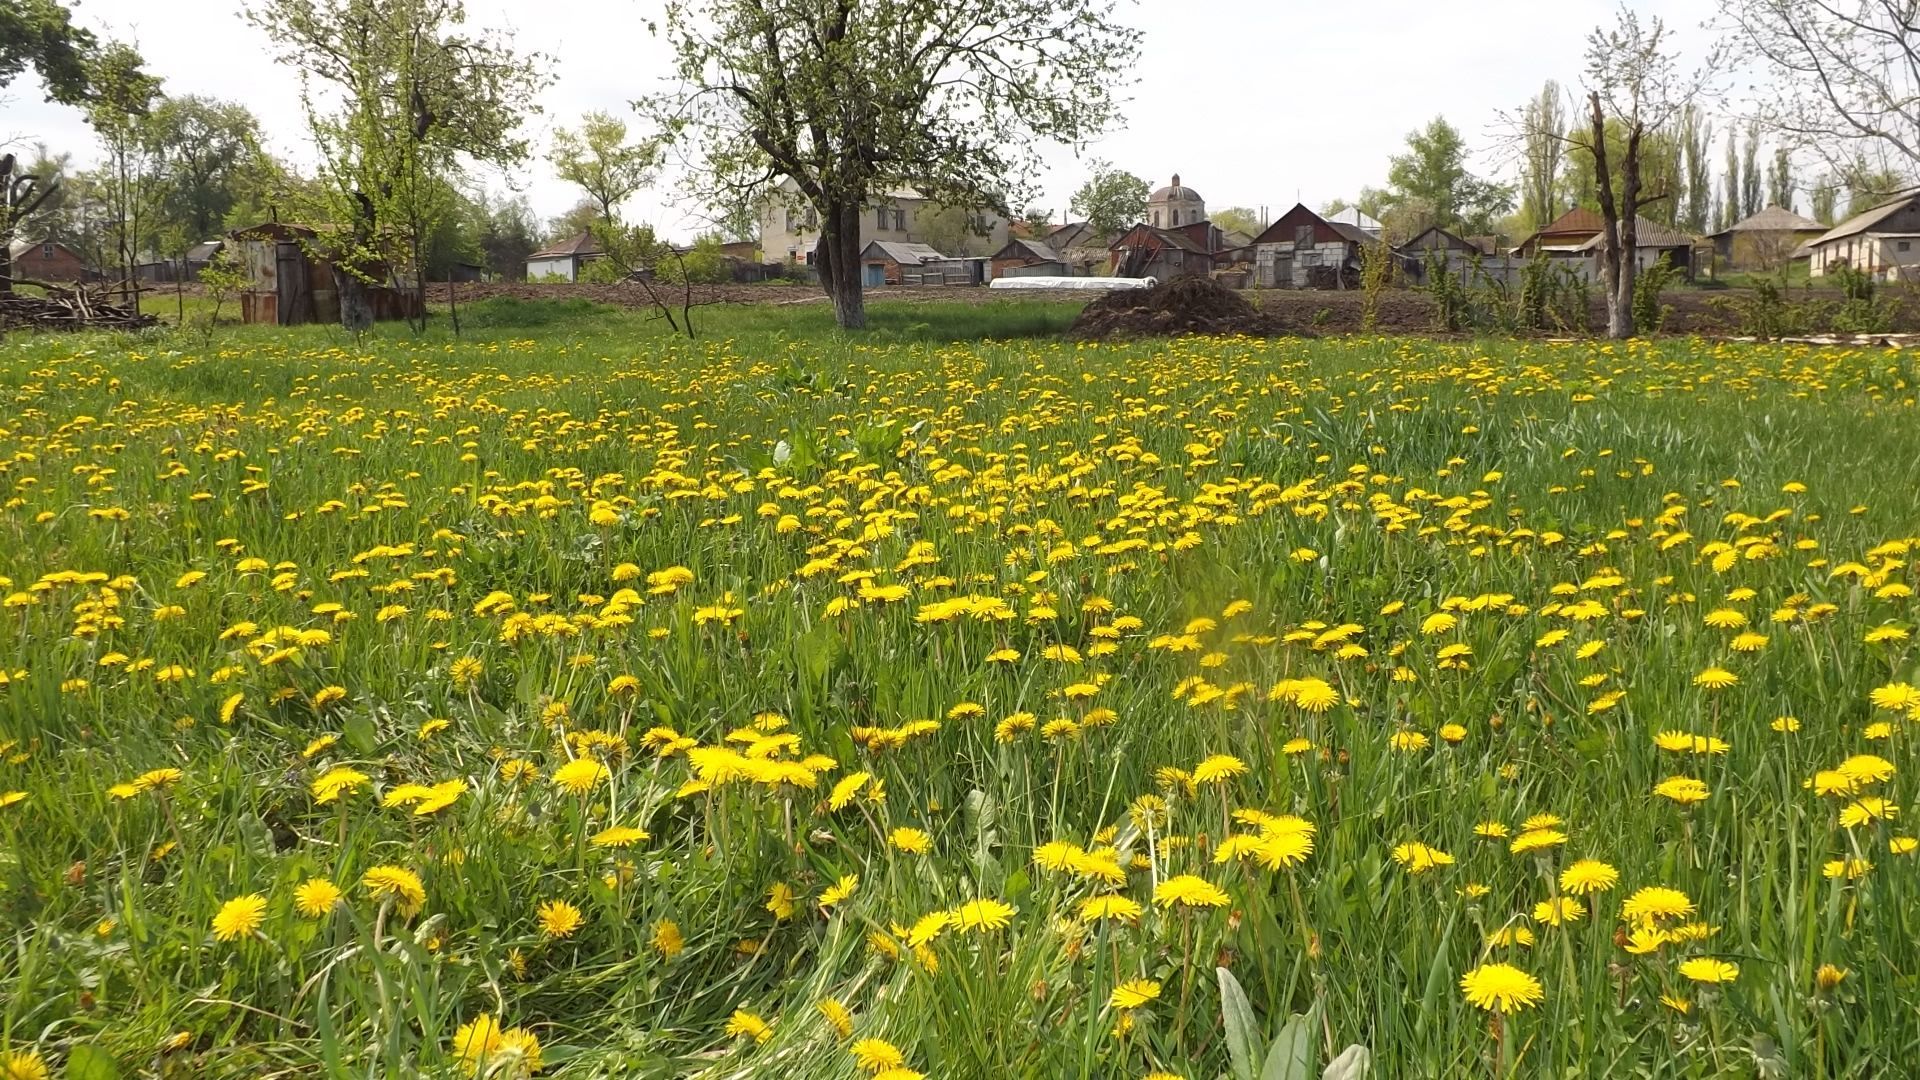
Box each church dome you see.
[1150,173,1202,203]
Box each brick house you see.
[7,238,94,284]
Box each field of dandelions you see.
[1,310,1918,1079]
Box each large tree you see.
[1068,161,1149,240]
[477,192,538,279]
[1810,173,1840,223]
[1717,0,1920,175]
[1382,116,1513,237]
[644,0,1138,329]
[0,0,99,106]
[548,111,658,224]
[1519,81,1568,230]
[1541,7,1707,339]
[1842,162,1909,216]
[1767,146,1794,211]
[248,0,546,330]
[83,42,164,289]
[147,96,263,253]
[1678,105,1713,233]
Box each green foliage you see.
[145,96,264,251]
[246,0,548,326]
[644,0,1140,328]
[477,194,540,281]
[1712,277,1809,339]
[1422,250,1468,332]
[0,0,100,106]
[1632,255,1680,333]
[81,42,163,280]
[547,111,658,223]
[3,324,1920,1076]
[584,220,664,282]
[1069,160,1149,240]
[1516,251,1591,332]
[1210,206,1265,237]
[1518,81,1566,232]
[194,252,247,341]
[1828,263,1899,333]
[1382,116,1513,236]
[1359,239,1396,330]
[654,237,733,285]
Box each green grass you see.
[0,316,1916,1078]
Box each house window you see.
[1901,241,1911,253]
[1151,210,1160,227]
[895,208,907,231]
[804,208,818,228]
[42,243,54,259]
[877,207,889,230]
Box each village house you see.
[1799,190,1920,279]
[134,239,226,283]
[6,237,94,283]
[1399,226,1505,284]
[1041,221,1117,274]
[525,231,605,282]
[758,179,1008,265]
[1250,203,1377,289]
[1709,206,1825,271]
[1509,208,1696,281]
[1108,223,1218,279]
[857,240,987,286]
[989,237,1069,279]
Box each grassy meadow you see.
[1,301,1918,1078]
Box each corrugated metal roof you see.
[999,237,1061,261]
[1804,189,1920,247]
[864,241,946,265]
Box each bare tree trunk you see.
[1617,124,1642,338]
[815,199,868,330]
[1589,92,1637,340]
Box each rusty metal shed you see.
[226,222,422,326]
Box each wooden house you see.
[990,237,1069,279]
[1399,226,1507,284]
[1108,224,1214,280]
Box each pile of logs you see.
[0,280,158,332]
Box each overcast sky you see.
[2,0,1723,238]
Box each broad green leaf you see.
[343,712,378,754]
[1217,966,1263,1080]
[65,1044,121,1080]
[1261,1006,1316,1080]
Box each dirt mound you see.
[1069,276,1294,340]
